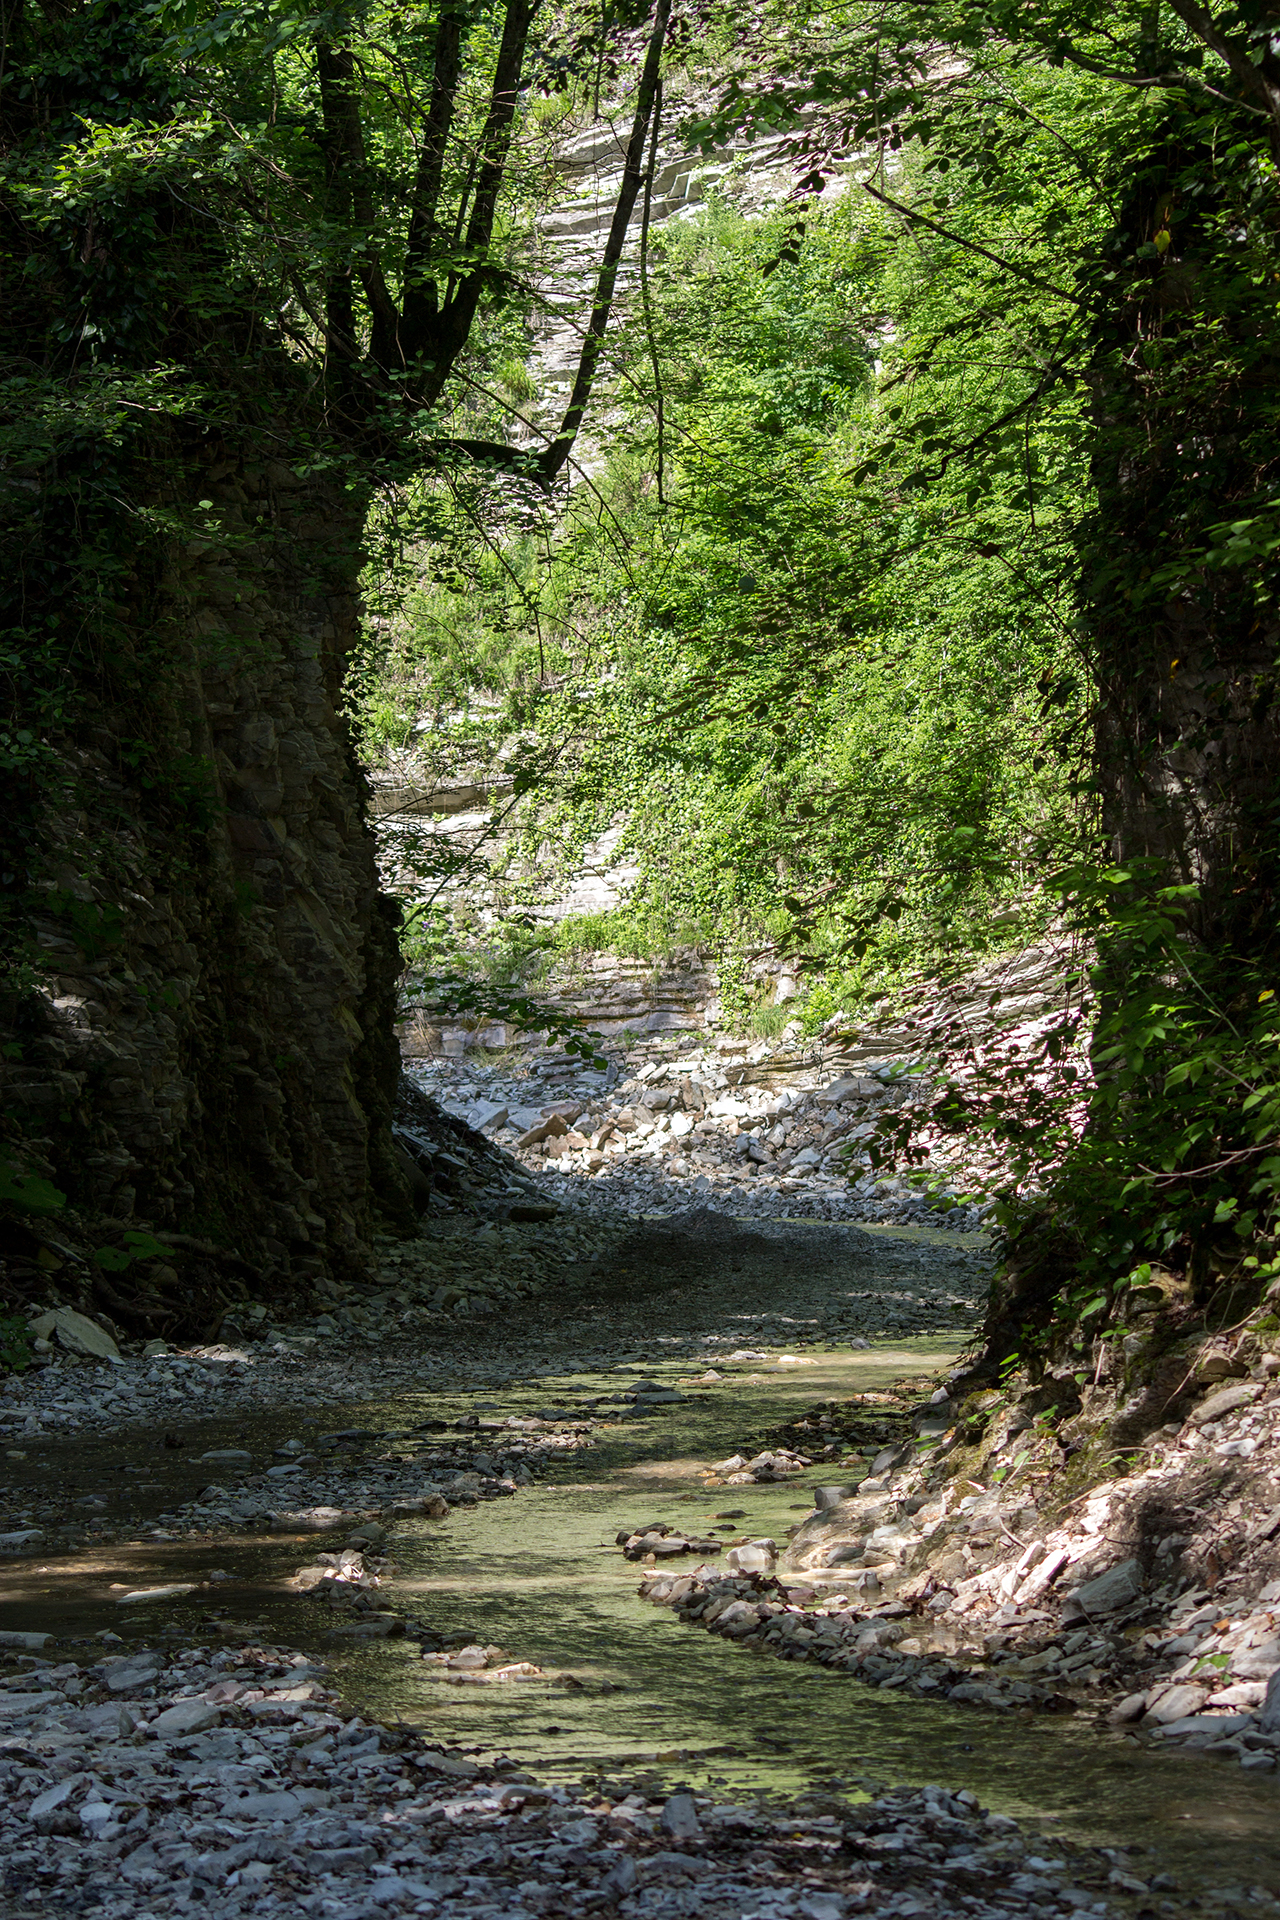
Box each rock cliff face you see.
[1,439,412,1332]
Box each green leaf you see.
[93,1246,133,1272]
[0,1157,66,1217]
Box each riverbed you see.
[1,1216,1276,1906]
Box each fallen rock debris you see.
[0,1638,1234,1920]
[414,1044,994,1231]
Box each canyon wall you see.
[1,437,412,1335]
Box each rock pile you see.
[413,1046,992,1228]
[391,1075,553,1219]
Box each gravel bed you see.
[0,1635,1231,1920]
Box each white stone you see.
[151,1699,222,1737]
[28,1779,78,1820]
[27,1308,121,1360]
[726,1542,776,1575]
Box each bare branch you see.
[860,180,1081,305]
[538,0,672,482]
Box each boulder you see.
[1065,1557,1142,1618]
[1106,1692,1149,1725]
[220,1789,302,1821]
[1208,1680,1266,1709]
[28,1780,80,1822]
[83,1703,139,1738]
[0,1691,62,1721]
[151,1700,222,1738]
[1190,1383,1261,1426]
[391,1494,449,1519]
[1230,1639,1280,1680]
[103,1656,162,1693]
[659,1793,703,1841]
[1145,1683,1210,1724]
[816,1076,880,1107]
[28,1308,120,1361]
[726,1541,776,1576]
[1152,1711,1254,1739]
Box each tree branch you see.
[415,0,541,399]
[1163,0,1280,129]
[538,0,672,483]
[639,72,666,506]
[860,180,1080,305]
[316,38,403,369]
[401,0,468,349]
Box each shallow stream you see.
[1,1227,1277,1901]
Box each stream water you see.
[2,1319,1278,1898]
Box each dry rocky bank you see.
[627,1287,1280,1784]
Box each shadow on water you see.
[1,1322,1276,1895]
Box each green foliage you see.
[0,1153,67,1218]
[93,1229,175,1272]
[357,0,1280,1330]
[0,1313,35,1375]
[361,158,1093,1016]
[551,906,714,962]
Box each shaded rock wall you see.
[1,439,413,1330]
